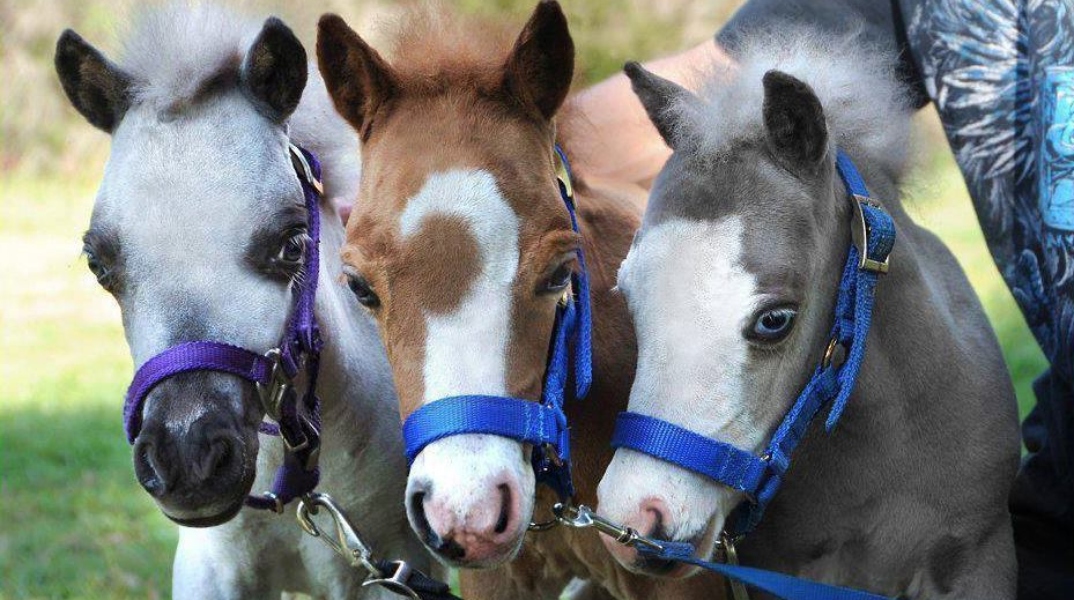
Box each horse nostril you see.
[133,439,171,497]
[494,483,512,534]
[191,437,234,483]
[640,498,670,538]
[432,537,466,560]
[408,488,435,544]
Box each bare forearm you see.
[565,40,734,186]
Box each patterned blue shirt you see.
[720,0,1074,376]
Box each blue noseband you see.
[401,146,592,501]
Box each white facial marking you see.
[400,169,521,403]
[400,170,532,543]
[599,217,762,542]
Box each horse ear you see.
[762,70,828,171]
[242,17,308,123]
[317,13,397,138]
[624,61,697,150]
[54,29,132,133]
[503,0,574,120]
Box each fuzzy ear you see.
[503,0,574,120]
[316,13,397,138]
[762,70,828,171]
[54,29,132,133]
[624,61,698,150]
[242,17,308,123]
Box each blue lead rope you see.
[402,146,592,502]
[614,150,896,600]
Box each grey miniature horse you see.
[596,34,1020,598]
[55,4,427,598]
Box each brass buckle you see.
[720,532,751,600]
[554,149,574,201]
[821,337,845,369]
[289,143,325,196]
[850,194,890,274]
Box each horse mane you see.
[118,2,258,113]
[681,28,913,179]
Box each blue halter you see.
[401,146,592,501]
[611,151,896,600]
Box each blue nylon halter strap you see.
[613,150,896,600]
[401,145,592,501]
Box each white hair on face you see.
[677,28,913,178]
[118,2,260,111]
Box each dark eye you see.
[347,274,380,308]
[276,232,306,265]
[83,246,112,288]
[749,306,797,342]
[543,261,574,294]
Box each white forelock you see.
[678,28,912,177]
[118,2,259,111]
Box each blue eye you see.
[750,307,796,341]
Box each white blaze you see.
[400,169,533,542]
[599,217,762,542]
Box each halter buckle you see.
[554,148,574,201]
[257,348,293,422]
[288,144,324,196]
[362,560,422,600]
[719,532,751,600]
[850,194,890,274]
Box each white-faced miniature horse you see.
[597,34,1021,598]
[55,5,429,598]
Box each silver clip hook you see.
[552,503,665,552]
[296,493,381,576]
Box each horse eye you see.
[347,274,380,308]
[276,233,306,264]
[83,246,112,288]
[749,307,797,342]
[543,261,574,294]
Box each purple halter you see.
[123,144,325,513]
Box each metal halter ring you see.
[821,338,843,369]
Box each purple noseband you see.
[123,144,325,512]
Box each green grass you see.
[0,174,176,599]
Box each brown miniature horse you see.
[316,2,725,598]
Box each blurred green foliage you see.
[0,1,1046,598]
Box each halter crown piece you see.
[401,145,593,502]
[123,144,325,513]
[609,150,896,600]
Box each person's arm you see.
[565,40,734,187]
[566,0,925,188]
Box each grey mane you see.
[118,2,258,113]
[678,28,913,181]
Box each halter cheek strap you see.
[401,145,592,502]
[123,144,325,512]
